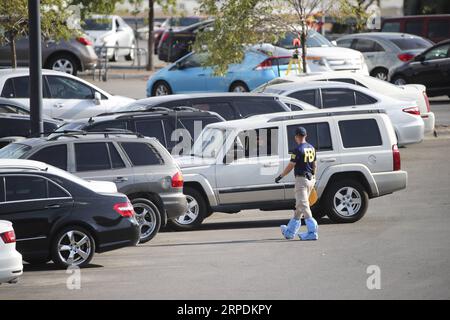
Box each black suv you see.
[55,108,226,153]
[0,98,61,140]
[119,93,303,121]
[0,132,188,243]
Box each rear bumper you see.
[372,170,408,197]
[160,192,188,219]
[0,250,23,284]
[96,218,140,253]
[395,118,425,145]
[421,111,435,133]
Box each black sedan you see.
[391,39,450,98]
[0,159,140,268]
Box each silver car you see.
[336,32,433,81]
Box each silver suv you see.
[0,132,187,242]
[173,107,408,229]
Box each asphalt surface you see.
[0,80,449,300]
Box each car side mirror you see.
[94,92,101,105]
[117,26,125,32]
[331,40,337,46]
[176,61,185,70]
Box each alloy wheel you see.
[52,59,74,74]
[57,230,92,266]
[133,203,157,240]
[333,187,362,217]
[176,195,199,225]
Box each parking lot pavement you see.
[1,135,449,300]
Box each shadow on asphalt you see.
[160,217,335,233]
[147,238,300,248]
[23,263,103,272]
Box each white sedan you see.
[0,69,134,120]
[84,15,136,62]
[0,220,23,284]
[260,80,424,145]
[254,71,435,133]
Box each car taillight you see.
[398,53,414,62]
[393,144,401,171]
[113,201,135,218]
[255,58,272,70]
[402,106,420,116]
[171,171,183,188]
[160,32,169,44]
[423,91,430,113]
[77,37,93,46]
[1,230,16,244]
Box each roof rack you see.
[47,129,144,141]
[267,109,386,123]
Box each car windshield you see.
[253,78,294,93]
[278,30,333,49]
[191,127,227,158]
[0,143,32,159]
[84,18,112,31]
[389,38,432,50]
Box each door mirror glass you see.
[94,91,101,105]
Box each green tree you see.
[193,0,334,75]
[0,0,75,68]
[337,0,377,32]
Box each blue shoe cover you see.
[280,218,301,240]
[299,218,318,241]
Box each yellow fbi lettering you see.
[303,148,315,162]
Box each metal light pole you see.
[28,0,43,136]
[147,0,154,71]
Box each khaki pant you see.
[294,176,316,220]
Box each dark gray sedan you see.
[336,32,433,81]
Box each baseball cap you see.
[295,127,307,136]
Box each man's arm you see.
[275,162,295,183]
[312,161,317,176]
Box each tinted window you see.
[48,181,70,198]
[180,53,208,69]
[179,117,219,142]
[0,177,4,202]
[428,20,450,39]
[0,118,30,137]
[5,176,47,201]
[121,142,162,166]
[405,21,423,36]
[353,39,378,52]
[287,123,332,152]
[382,21,400,32]
[192,102,235,120]
[90,121,127,131]
[13,77,30,98]
[107,142,126,169]
[135,120,166,144]
[235,99,284,117]
[321,88,355,108]
[29,145,68,170]
[389,38,431,50]
[237,127,279,158]
[355,91,377,105]
[424,44,450,61]
[75,143,111,172]
[336,38,353,48]
[339,119,382,148]
[288,90,317,107]
[47,76,94,99]
[1,79,14,98]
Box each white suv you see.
[173,107,408,229]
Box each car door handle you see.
[198,74,206,77]
[53,103,64,108]
[114,177,128,183]
[45,204,61,209]
[263,162,279,167]
[320,158,336,163]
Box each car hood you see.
[175,155,217,169]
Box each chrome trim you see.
[16,236,47,242]
[1,197,73,205]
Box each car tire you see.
[45,54,79,76]
[110,43,119,62]
[370,68,389,81]
[322,179,369,223]
[392,75,407,86]
[24,257,50,265]
[51,226,96,268]
[131,198,162,243]
[311,203,327,219]
[152,81,172,96]
[125,40,136,61]
[229,81,249,93]
[168,187,207,231]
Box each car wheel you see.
[110,43,119,62]
[322,179,369,223]
[24,257,50,265]
[229,81,249,93]
[152,81,172,96]
[125,40,136,61]
[370,68,388,81]
[46,54,78,76]
[51,226,95,268]
[131,198,162,243]
[392,75,407,86]
[168,187,207,231]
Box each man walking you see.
[275,127,318,240]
